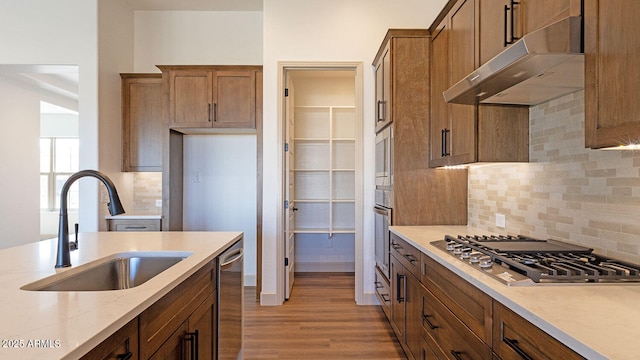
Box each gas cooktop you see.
[431,234,640,286]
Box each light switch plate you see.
[496,213,506,228]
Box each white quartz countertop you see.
[0,231,242,360]
[391,225,640,360]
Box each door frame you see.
[277,61,364,303]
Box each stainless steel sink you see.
[21,251,192,291]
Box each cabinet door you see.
[121,74,163,172]
[479,0,515,65]
[585,0,640,148]
[429,19,450,168]
[189,293,216,360]
[521,0,581,35]
[149,321,190,360]
[405,271,422,360]
[169,70,213,127]
[374,42,392,133]
[212,71,256,128]
[448,0,477,165]
[390,255,406,342]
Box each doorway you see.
[281,63,363,300]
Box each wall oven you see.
[375,125,393,279]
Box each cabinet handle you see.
[396,274,406,303]
[504,1,520,46]
[380,293,390,303]
[441,128,450,157]
[422,314,438,330]
[450,350,464,360]
[374,281,383,289]
[503,4,509,46]
[510,0,520,44]
[184,330,199,360]
[116,352,133,360]
[391,243,401,250]
[123,226,147,230]
[208,103,212,122]
[213,103,217,122]
[377,100,385,122]
[503,337,533,360]
[404,254,417,264]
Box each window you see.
[40,137,79,210]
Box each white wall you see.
[182,135,258,285]
[133,11,263,71]
[262,0,448,305]
[98,0,136,228]
[0,0,100,248]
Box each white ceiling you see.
[127,0,262,11]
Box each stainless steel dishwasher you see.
[218,238,244,360]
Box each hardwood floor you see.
[243,273,406,359]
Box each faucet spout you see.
[56,170,125,268]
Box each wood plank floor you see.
[243,273,406,359]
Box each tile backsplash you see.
[469,90,640,262]
[132,172,162,213]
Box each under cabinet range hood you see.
[444,16,583,106]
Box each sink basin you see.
[21,251,192,291]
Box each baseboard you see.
[358,291,379,306]
[259,291,280,306]
[295,261,355,272]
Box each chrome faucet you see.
[56,170,125,268]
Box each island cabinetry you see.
[493,301,584,360]
[120,73,163,172]
[139,259,216,359]
[584,0,640,149]
[390,234,422,359]
[159,65,261,129]
[80,318,138,360]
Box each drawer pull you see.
[450,350,463,360]
[504,337,533,360]
[183,330,199,360]
[396,274,406,303]
[374,281,383,289]
[422,314,438,330]
[404,254,417,263]
[380,293,390,303]
[391,243,401,250]
[116,352,133,360]
[123,226,148,230]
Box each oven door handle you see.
[221,248,244,270]
[374,206,391,222]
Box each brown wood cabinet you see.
[139,260,216,359]
[374,29,468,226]
[374,40,392,133]
[390,235,422,360]
[478,0,582,65]
[159,65,261,129]
[585,0,640,148]
[493,301,585,360]
[374,266,391,319]
[121,74,163,172]
[80,319,138,360]
[430,0,529,168]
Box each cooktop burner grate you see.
[432,234,640,284]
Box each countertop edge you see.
[390,226,606,360]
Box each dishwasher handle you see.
[220,248,244,270]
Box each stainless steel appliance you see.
[375,125,393,279]
[432,234,640,286]
[218,239,243,359]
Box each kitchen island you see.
[0,231,242,359]
[392,225,640,360]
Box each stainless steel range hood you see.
[443,16,583,106]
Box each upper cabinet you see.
[121,73,163,172]
[430,0,529,168]
[585,0,640,149]
[158,65,262,129]
[374,41,392,133]
[479,0,583,65]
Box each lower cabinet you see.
[385,233,585,360]
[374,266,391,320]
[80,318,138,360]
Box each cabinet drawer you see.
[421,253,492,345]
[374,266,391,319]
[390,233,421,278]
[493,301,584,360]
[107,219,161,231]
[80,318,138,360]
[139,260,215,359]
[420,284,492,360]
